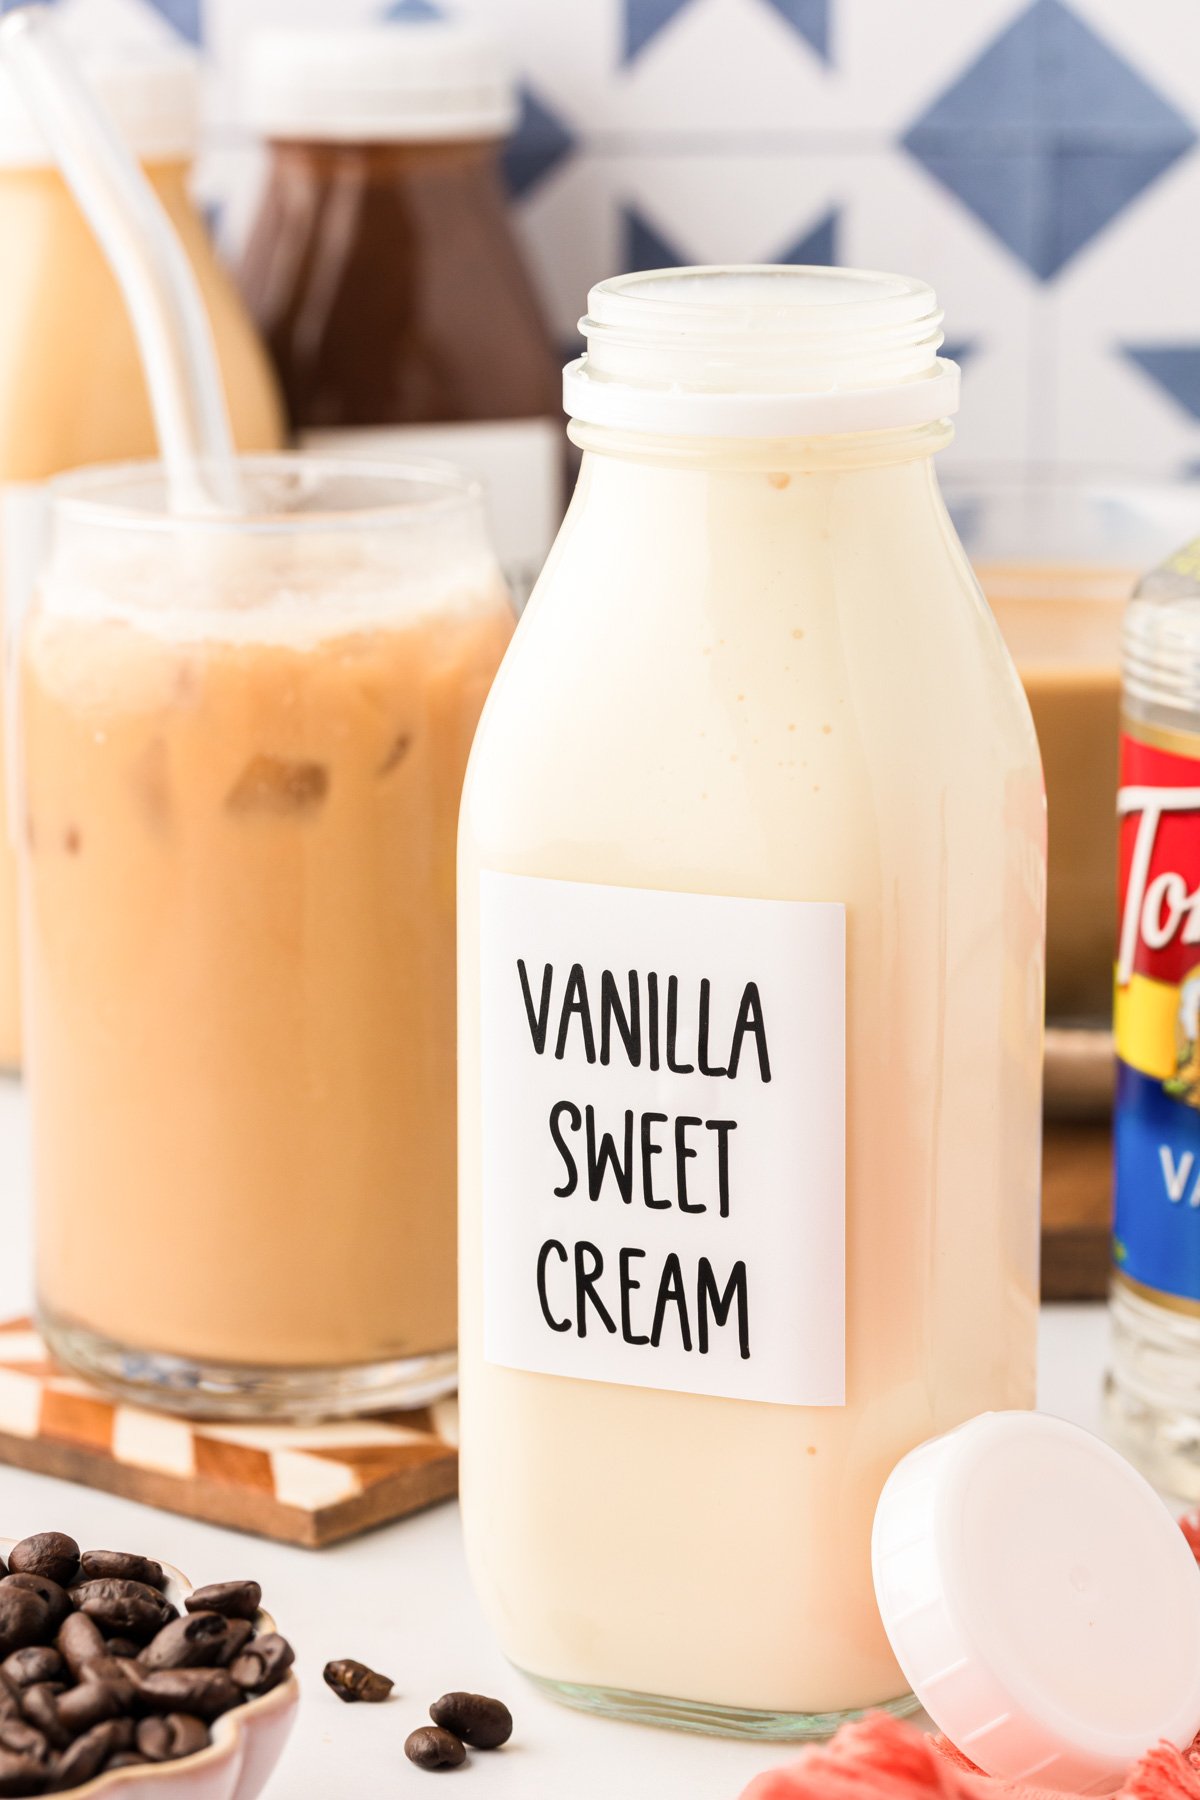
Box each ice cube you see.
[226,754,328,817]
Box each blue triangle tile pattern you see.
[903,0,1195,279]
[623,0,693,63]
[1124,347,1200,422]
[625,0,830,64]
[777,208,838,267]
[143,0,202,42]
[623,206,689,273]
[759,0,830,64]
[385,0,444,15]
[502,85,576,199]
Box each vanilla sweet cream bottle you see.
[458,266,1045,1735]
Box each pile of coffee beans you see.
[0,1532,293,1794]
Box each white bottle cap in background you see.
[872,1412,1200,1795]
[0,39,199,167]
[242,22,517,145]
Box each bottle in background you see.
[238,20,563,605]
[0,40,284,1072]
[1108,539,1200,1494]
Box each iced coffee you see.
[22,457,511,1415]
[945,478,1200,1026]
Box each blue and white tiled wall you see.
[24,0,1200,474]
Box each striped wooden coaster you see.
[0,1318,458,1548]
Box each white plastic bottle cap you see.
[872,1412,1200,1795]
[242,22,516,144]
[0,40,199,167]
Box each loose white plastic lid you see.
[242,22,516,144]
[0,39,199,167]
[872,1412,1200,1795]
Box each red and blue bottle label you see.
[1114,724,1200,1306]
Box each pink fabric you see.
[737,1713,1200,1800]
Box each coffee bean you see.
[100,1639,138,1661]
[184,1581,260,1622]
[0,1724,44,1767]
[0,1749,44,1796]
[405,1726,466,1771]
[49,1718,132,1790]
[104,1753,149,1769]
[135,1714,209,1763]
[210,1618,253,1668]
[75,1658,137,1711]
[55,1681,122,1740]
[0,1582,67,1637]
[323,1659,393,1704]
[54,1619,103,1683]
[77,1553,164,1592]
[141,1611,250,1671]
[229,1634,294,1697]
[0,1593,47,1662]
[68,1580,174,1642]
[0,1654,62,1694]
[6,1541,78,1593]
[15,1694,62,1757]
[129,1666,240,1721]
[0,1677,20,1723]
[429,1692,513,1750]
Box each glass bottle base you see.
[519,1667,920,1741]
[1105,1277,1200,1500]
[39,1309,457,1422]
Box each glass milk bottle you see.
[457,267,1045,1734]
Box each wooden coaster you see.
[0,1319,458,1548]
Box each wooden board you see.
[1041,1120,1112,1301]
[0,1319,458,1548]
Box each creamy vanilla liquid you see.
[457,267,1045,1726]
[0,158,283,1070]
[24,538,511,1372]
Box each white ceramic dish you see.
[0,1540,299,1799]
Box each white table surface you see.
[0,1078,1113,1800]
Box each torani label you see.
[1114,723,1200,1306]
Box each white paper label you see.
[480,872,846,1407]
[301,418,561,606]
